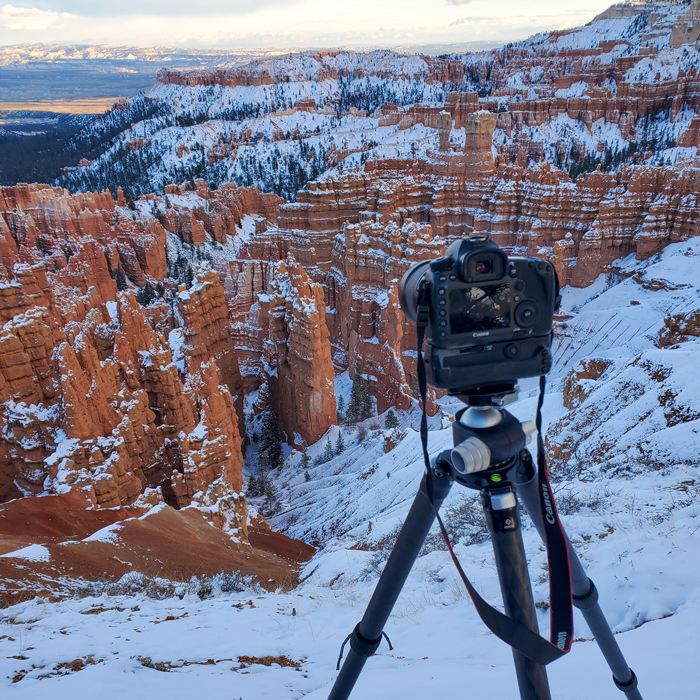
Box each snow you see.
[189,421,209,442]
[81,522,123,545]
[0,544,50,562]
[555,81,589,99]
[168,328,186,373]
[105,301,118,321]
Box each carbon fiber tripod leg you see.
[512,455,643,700]
[484,485,551,700]
[326,467,452,700]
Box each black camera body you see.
[399,237,560,394]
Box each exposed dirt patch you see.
[0,491,144,555]
[237,654,302,670]
[0,498,313,604]
[12,654,104,683]
[248,527,315,563]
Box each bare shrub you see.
[421,495,489,553]
[73,571,260,601]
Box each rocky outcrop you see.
[176,266,246,438]
[671,0,700,47]
[659,309,700,347]
[266,256,336,445]
[331,218,444,413]
[0,259,247,538]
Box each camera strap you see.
[415,285,573,665]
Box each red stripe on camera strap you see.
[416,288,573,665]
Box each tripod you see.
[327,396,642,700]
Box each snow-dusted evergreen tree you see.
[337,395,346,425]
[114,268,128,291]
[360,375,373,420]
[385,410,399,430]
[300,441,311,482]
[335,432,345,455]
[135,281,155,306]
[321,437,334,463]
[260,384,284,469]
[347,362,373,423]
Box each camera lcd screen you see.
[449,284,511,334]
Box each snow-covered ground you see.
[1,579,698,699]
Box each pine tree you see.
[385,410,399,430]
[322,437,334,463]
[135,281,155,306]
[347,362,365,423]
[114,268,128,291]
[360,374,373,420]
[335,432,345,455]
[184,265,194,288]
[262,477,279,516]
[300,440,311,482]
[260,384,284,469]
[337,395,345,425]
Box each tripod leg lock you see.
[613,669,639,694]
[572,578,599,611]
[349,624,384,657]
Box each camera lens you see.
[475,260,492,274]
[398,261,431,323]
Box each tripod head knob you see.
[521,420,536,446]
[451,437,491,475]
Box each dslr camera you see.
[399,237,560,394]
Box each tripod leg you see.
[512,455,642,700]
[484,486,552,700]
[327,466,452,700]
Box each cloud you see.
[449,16,494,27]
[11,0,299,16]
[446,0,476,5]
[0,4,68,29]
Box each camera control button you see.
[439,310,446,316]
[439,275,446,282]
[439,300,446,306]
[440,321,447,327]
[509,267,517,277]
[438,289,446,296]
[515,280,525,291]
[449,275,457,281]
[515,301,538,328]
[504,344,519,358]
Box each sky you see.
[0,0,617,49]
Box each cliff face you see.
[330,219,444,413]
[176,268,246,439]
[0,185,258,538]
[0,283,246,530]
[266,256,336,445]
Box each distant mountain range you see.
[0,45,294,102]
[0,42,501,103]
